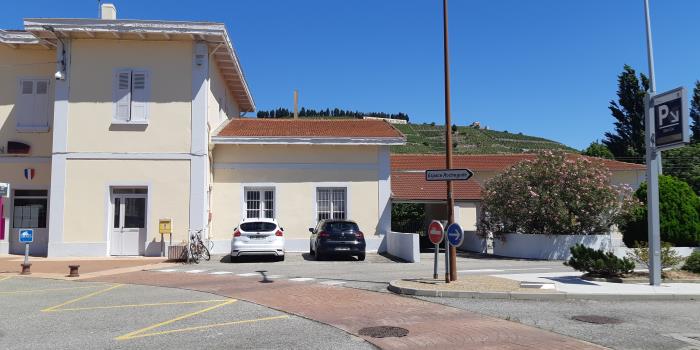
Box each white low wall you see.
[386,231,420,263]
[492,233,612,260]
[458,231,487,253]
[613,246,699,259]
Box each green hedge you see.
[621,175,700,247]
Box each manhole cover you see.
[358,326,409,338]
[572,315,623,324]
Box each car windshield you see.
[324,222,359,233]
[240,222,277,232]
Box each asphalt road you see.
[193,252,572,292]
[0,276,374,350]
[418,297,700,350]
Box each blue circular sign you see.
[446,223,464,247]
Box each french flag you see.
[24,168,34,180]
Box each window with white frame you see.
[16,79,50,131]
[245,188,275,219]
[113,69,149,123]
[316,188,347,221]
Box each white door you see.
[110,191,147,256]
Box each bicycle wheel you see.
[190,243,201,264]
[201,245,211,261]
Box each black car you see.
[309,219,366,261]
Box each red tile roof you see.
[390,154,644,201]
[216,118,405,139]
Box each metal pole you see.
[443,0,457,282]
[24,243,29,265]
[433,244,439,279]
[643,0,661,286]
[444,232,450,283]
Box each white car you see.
[231,218,285,261]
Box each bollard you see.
[68,265,80,277]
[20,263,31,275]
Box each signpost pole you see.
[444,231,450,283]
[24,243,29,266]
[643,0,661,286]
[442,0,457,282]
[433,244,439,279]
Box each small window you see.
[17,78,50,132]
[113,69,149,123]
[13,189,48,228]
[317,188,347,221]
[244,188,275,219]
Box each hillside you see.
[391,123,577,154]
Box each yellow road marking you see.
[116,299,237,340]
[46,299,231,312]
[0,285,104,295]
[121,315,289,340]
[41,284,124,312]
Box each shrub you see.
[565,244,635,277]
[621,175,700,247]
[625,241,684,269]
[479,151,636,235]
[683,251,700,273]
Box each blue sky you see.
[3,0,699,150]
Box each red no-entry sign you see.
[428,220,444,245]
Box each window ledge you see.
[111,120,149,126]
[16,126,50,133]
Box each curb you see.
[387,280,700,301]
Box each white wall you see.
[386,231,420,263]
[493,233,613,260]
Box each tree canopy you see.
[603,65,649,162]
[256,107,409,121]
[691,80,700,143]
[583,141,614,159]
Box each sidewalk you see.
[0,255,171,279]
[87,270,604,350]
[389,272,700,301]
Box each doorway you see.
[110,188,147,256]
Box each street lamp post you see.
[643,0,661,286]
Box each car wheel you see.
[357,253,365,261]
[314,248,323,261]
[309,243,314,254]
[229,255,238,263]
[278,255,285,262]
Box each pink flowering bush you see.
[479,151,637,235]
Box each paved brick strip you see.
[88,271,605,350]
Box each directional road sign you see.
[446,223,464,247]
[428,220,444,245]
[19,229,33,243]
[653,87,689,151]
[425,169,474,181]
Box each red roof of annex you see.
[216,118,405,139]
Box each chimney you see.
[293,90,299,119]
[100,3,117,20]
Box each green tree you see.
[691,81,700,143]
[663,143,700,195]
[621,175,700,246]
[603,65,649,161]
[583,141,614,159]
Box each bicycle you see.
[188,229,211,264]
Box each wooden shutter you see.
[33,80,49,127]
[130,71,148,122]
[114,70,131,121]
[16,80,34,128]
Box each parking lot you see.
[0,276,373,350]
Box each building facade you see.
[0,8,403,257]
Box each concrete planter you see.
[492,233,612,260]
[386,231,420,263]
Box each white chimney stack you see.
[100,3,117,20]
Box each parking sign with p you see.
[653,87,689,151]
